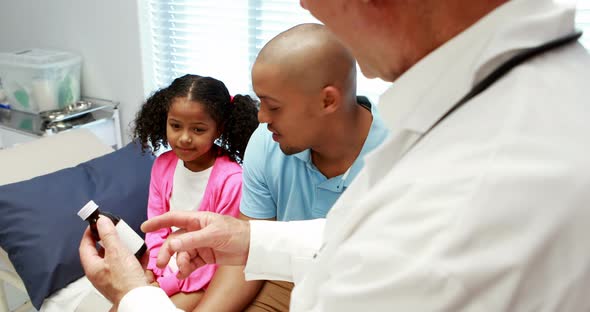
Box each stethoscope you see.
[314,31,583,259]
[414,31,583,149]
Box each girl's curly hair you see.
[132,74,259,164]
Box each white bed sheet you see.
[40,277,111,312]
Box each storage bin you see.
[0,49,81,113]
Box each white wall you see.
[0,0,148,143]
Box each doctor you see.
[80,0,590,311]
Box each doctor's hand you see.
[79,217,149,307]
[141,211,250,279]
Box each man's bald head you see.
[254,23,357,98]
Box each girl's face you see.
[166,97,220,171]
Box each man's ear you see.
[320,85,341,115]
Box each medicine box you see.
[0,49,81,113]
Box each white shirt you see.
[169,159,212,230]
[165,160,211,271]
[119,0,590,311]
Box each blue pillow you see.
[0,142,154,309]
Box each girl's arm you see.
[215,172,242,217]
[144,165,171,277]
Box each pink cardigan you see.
[145,151,242,296]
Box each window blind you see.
[147,1,251,94]
[145,0,389,103]
[145,1,589,102]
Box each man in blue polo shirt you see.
[193,23,389,311]
[242,93,385,221]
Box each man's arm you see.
[244,218,325,283]
[194,214,273,312]
[82,208,325,311]
[128,210,326,311]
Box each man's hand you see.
[141,211,250,279]
[79,216,149,306]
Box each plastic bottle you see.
[77,200,147,258]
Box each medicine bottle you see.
[77,200,147,258]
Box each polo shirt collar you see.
[292,103,388,188]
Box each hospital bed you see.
[0,129,151,311]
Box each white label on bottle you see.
[113,220,145,254]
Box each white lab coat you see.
[119,0,590,311]
[251,0,590,311]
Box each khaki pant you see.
[244,280,294,312]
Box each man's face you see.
[252,62,322,155]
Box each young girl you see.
[133,74,258,311]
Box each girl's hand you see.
[144,269,156,284]
[139,251,150,269]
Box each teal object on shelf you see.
[58,76,73,108]
[19,118,33,131]
[13,89,29,109]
